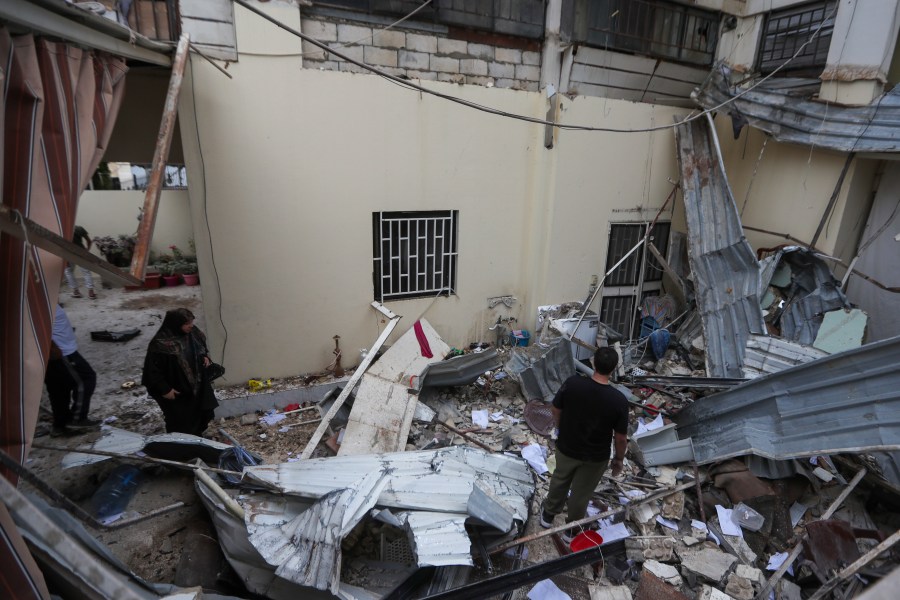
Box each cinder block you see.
[515,64,540,81]
[488,61,515,78]
[495,47,522,63]
[406,33,438,53]
[338,45,364,63]
[302,19,337,42]
[373,29,405,49]
[494,77,516,89]
[466,75,494,86]
[431,55,460,73]
[311,61,341,72]
[301,40,329,61]
[460,58,488,75]
[406,70,438,81]
[364,46,398,67]
[340,62,369,74]
[437,72,465,84]
[337,24,372,43]
[437,38,468,56]
[399,50,429,70]
[467,43,494,60]
[522,50,541,65]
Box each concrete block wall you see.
[300,17,542,91]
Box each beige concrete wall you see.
[77,190,194,259]
[176,1,875,383]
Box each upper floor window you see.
[563,0,720,67]
[373,210,458,302]
[758,1,836,74]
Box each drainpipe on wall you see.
[540,0,563,149]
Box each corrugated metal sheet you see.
[62,427,229,468]
[759,246,849,345]
[695,66,900,153]
[242,446,534,522]
[399,512,472,567]
[675,335,900,464]
[415,348,502,390]
[742,334,830,378]
[504,337,575,402]
[675,118,766,378]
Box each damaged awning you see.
[695,66,900,153]
[675,335,900,464]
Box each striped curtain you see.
[0,28,127,598]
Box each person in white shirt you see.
[44,305,100,436]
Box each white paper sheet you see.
[521,444,549,474]
[767,551,794,575]
[656,516,679,531]
[597,522,632,543]
[260,412,286,426]
[528,579,571,600]
[634,413,664,437]
[472,409,489,428]
[715,505,744,538]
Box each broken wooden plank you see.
[435,421,495,453]
[299,307,401,459]
[755,468,867,600]
[0,206,140,287]
[131,33,190,280]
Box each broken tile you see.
[678,548,736,584]
[589,585,633,600]
[698,585,736,600]
[724,574,753,600]
[643,560,683,587]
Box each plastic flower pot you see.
[182,273,200,286]
[144,274,162,289]
[162,275,181,287]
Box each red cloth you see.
[413,320,433,358]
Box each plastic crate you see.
[509,329,530,347]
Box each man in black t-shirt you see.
[540,347,628,537]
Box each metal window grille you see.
[563,0,719,67]
[373,211,458,302]
[758,0,836,74]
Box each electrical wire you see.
[189,55,229,363]
[232,0,838,135]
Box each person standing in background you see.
[65,225,96,299]
[44,305,101,437]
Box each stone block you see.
[364,47,398,67]
[589,585,632,600]
[302,19,337,42]
[515,64,540,81]
[337,24,372,43]
[460,58,488,75]
[522,50,541,65]
[679,549,736,584]
[437,72,465,84]
[488,61,515,78]
[399,50,429,70]
[734,565,763,584]
[495,47,522,63]
[437,38,468,56]
[431,55,460,73]
[724,574,753,600]
[467,42,494,60]
[643,560,683,587]
[406,33,438,53]
[373,29,405,48]
[698,585,735,600]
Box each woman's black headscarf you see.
[149,308,207,393]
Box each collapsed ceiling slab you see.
[674,118,766,378]
[695,66,900,153]
[674,335,900,464]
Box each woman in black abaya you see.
[142,308,218,436]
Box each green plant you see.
[94,234,136,267]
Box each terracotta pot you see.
[182,273,200,286]
[144,274,162,289]
[162,275,181,287]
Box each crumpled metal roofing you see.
[675,335,900,464]
[504,337,575,402]
[759,246,849,345]
[62,426,229,468]
[242,446,534,523]
[694,65,900,153]
[414,348,502,390]
[398,511,472,567]
[675,118,766,378]
[742,334,829,378]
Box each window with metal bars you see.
[373,211,458,302]
[758,1,836,74]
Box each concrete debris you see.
[589,585,633,600]
[723,574,753,600]
[643,560,683,587]
[678,548,736,584]
[642,538,676,562]
[698,585,736,600]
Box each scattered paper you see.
[521,444,549,474]
[490,411,505,422]
[767,551,794,575]
[789,502,807,528]
[278,426,290,433]
[505,546,529,560]
[634,413,664,437]
[715,505,744,538]
[597,522,632,543]
[260,412,286,426]
[586,502,601,517]
[656,516,679,531]
[472,410,489,429]
[528,579,571,600]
